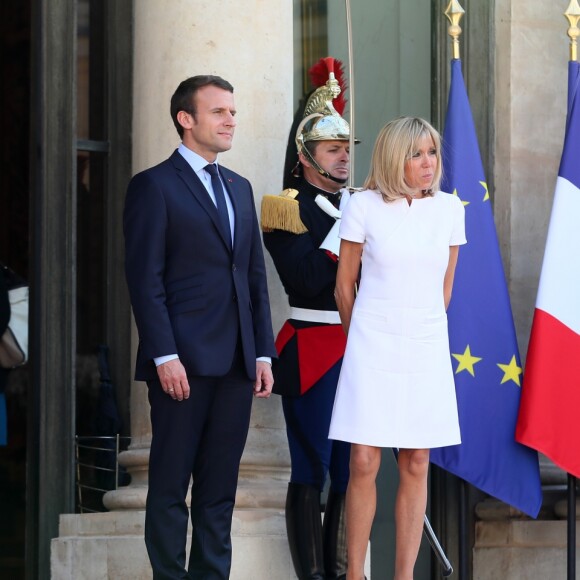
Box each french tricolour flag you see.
[515,61,580,478]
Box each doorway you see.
[0,2,133,577]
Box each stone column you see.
[107,0,295,565]
[103,325,150,510]
[103,0,295,511]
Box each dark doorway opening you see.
[0,2,31,578]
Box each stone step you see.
[52,508,294,580]
[52,507,371,579]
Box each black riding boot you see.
[285,482,325,580]
[322,488,348,580]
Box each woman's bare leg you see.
[393,448,430,580]
[345,444,381,580]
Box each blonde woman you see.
[329,117,466,580]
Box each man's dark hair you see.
[170,75,234,138]
[303,140,319,159]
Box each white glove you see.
[315,194,342,219]
[320,218,342,256]
[315,194,343,257]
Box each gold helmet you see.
[295,57,351,154]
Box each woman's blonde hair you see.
[363,116,442,202]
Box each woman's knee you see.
[398,449,430,479]
[349,445,381,479]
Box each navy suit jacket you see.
[124,150,276,382]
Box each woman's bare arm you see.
[335,239,363,335]
[443,245,460,310]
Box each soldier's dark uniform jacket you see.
[262,179,348,397]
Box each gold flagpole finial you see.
[445,0,465,60]
[565,0,580,62]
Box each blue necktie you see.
[205,163,232,248]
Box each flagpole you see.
[565,0,580,62]
[563,11,580,580]
[444,2,471,578]
[563,6,578,580]
[445,0,465,61]
[565,1,580,109]
[566,474,576,580]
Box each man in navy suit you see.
[124,75,276,579]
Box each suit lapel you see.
[169,151,233,252]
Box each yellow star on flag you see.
[452,345,482,377]
[497,355,522,386]
[480,181,490,201]
[452,188,470,206]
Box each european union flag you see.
[429,59,542,518]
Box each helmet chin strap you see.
[303,147,348,186]
[317,167,348,185]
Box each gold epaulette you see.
[261,189,308,234]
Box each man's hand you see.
[253,361,274,398]
[157,358,190,401]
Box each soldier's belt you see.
[290,307,341,324]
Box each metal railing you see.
[75,435,131,513]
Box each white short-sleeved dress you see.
[328,189,467,448]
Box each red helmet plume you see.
[308,57,347,116]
